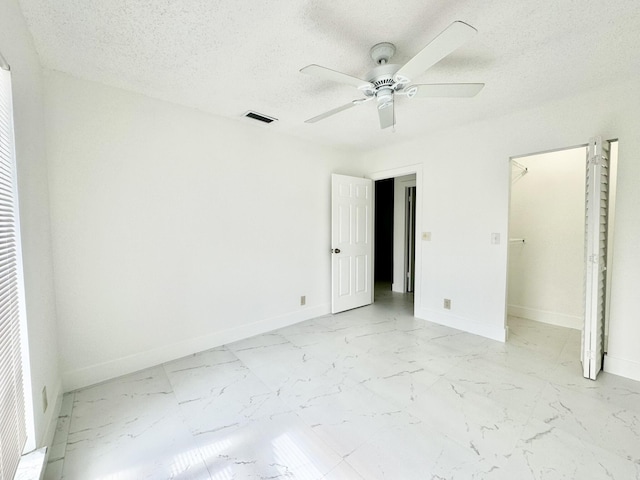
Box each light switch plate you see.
[491,233,500,245]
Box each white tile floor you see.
[44,287,640,479]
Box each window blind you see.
[0,65,27,479]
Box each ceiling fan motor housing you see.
[364,63,404,99]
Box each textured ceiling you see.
[17,0,640,151]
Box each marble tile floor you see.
[44,288,640,479]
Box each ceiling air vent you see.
[243,111,278,124]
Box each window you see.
[0,61,27,479]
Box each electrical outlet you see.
[444,298,451,310]
[42,386,48,413]
[422,232,431,241]
[300,295,306,306]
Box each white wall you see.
[361,78,640,381]
[392,175,416,293]
[44,71,361,391]
[507,148,587,329]
[0,0,61,449]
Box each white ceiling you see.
[17,0,640,151]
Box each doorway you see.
[330,164,422,315]
[506,141,618,376]
[374,174,417,303]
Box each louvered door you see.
[582,136,609,380]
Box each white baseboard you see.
[40,379,63,448]
[62,304,330,392]
[415,306,506,342]
[507,304,582,330]
[604,354,640,382]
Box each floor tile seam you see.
[513,413,639,466]
[338,417,417,468]
[404,404,526,472]
[159,361,216,478]
[442,366,551,421]
[539,375,640,412]
[263,358,420,463]
[322,459,365,480]
[524,389,640,464]
[405,374,537,451]
[345,417,492,477]
[504,342,566,364]
[546,384,640,416]
[351,361,444,412]
[270,401,361,476]
[221,344,311,425]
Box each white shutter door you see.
[582,136,609,380]
[0,67,27,478]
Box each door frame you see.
[405,185,417,293]
[505,140,618,374]
[369,164,423,314]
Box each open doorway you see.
[374,178,394,289]
[330,164,422,316]
[507,141,618,376]
[374,174,416,305]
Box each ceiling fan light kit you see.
[301,21,485,130]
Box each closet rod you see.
[512,160,528,174]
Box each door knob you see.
[332,248,341,254]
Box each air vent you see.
[243,111,278,124]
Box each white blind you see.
[0,66,27,479]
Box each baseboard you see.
[507,304,582,330]
[40,379,63,448]
[62,304,330,392]
[603,354,640,382]
[415,306,506,342]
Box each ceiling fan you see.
[300,21,484,129]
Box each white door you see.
[331,174,373,313]
[582,136,609,380]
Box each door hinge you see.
[588,154,606,168]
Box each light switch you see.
[422,232,431,241]
[491,233,500,245]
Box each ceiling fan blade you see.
[378,98,395,130]
[412,83,484,98]
[301,64,373,89]
[395,21,477,82]
[304,98,371,124]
